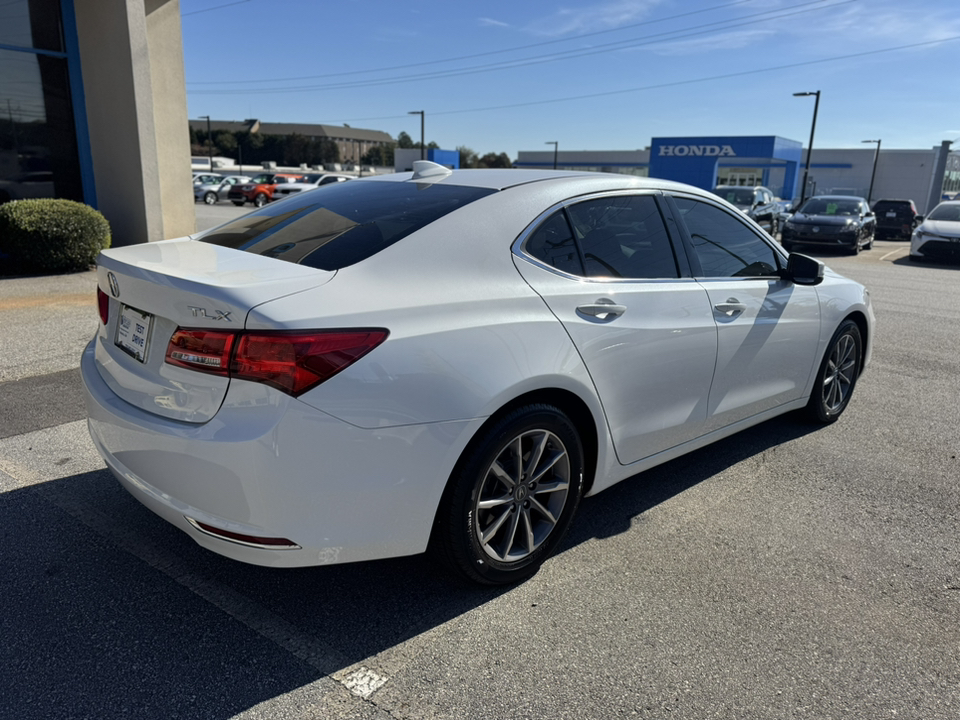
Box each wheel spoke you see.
[501,507,522,559]
[479,507,512,546]
[529,449,565,484]
[533,478,569,495]
[523,432,548,480]
[528,496,558,526]
[521,508,535,554]
[477,493,513,510]
[489,460,516,489]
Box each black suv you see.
[711,185,782,236]
[872,199,918,240]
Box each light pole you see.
[408,110,425,160]
[862,139,881,204]
[793,91,820,207]
[199,115,213,172]
[545,141,558,170]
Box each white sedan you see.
[910,200,960,263]
[82,163,874,584]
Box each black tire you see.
[806,320,862,424]
[253,193,268,207]
[848,239,860,256]
[232,201,244,207]
[431,404,585,585]
[203,191,217,205]
[864,230,874,250]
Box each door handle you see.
[577,302,627,319]
[714,298,746,317]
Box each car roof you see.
[360,167,702,194]
[807,195,866,201]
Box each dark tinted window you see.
[566,195,678,279]
[674,198,779,277]
[525,211,584,275]
[200,180,496,270]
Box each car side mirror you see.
[783,252,824,286]
[915,215,924,223]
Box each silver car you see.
[193,175,251,205]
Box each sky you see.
[181,0,960,159]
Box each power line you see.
[190,0,850,95]
[186,0,765,85]
[333,36,960,122]
[182,0,252,17]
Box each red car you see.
[227,173,304,207]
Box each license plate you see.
[115,304,153,363]
[886,211,897,217]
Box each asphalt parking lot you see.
[1,204,958,719]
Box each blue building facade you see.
[649,136,803,199]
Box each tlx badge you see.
[188,306,232,321]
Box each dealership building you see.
[517,137,960,213]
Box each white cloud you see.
[479,17,511,29]
[528,0,663,37]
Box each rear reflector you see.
[97,288,109,326]
[185,517,300,549]
[164,328,387,396]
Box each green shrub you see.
[0,198,111,275]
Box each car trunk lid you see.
[93,238,334,423]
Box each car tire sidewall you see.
[432,404,585,585]
[807,319,862,424]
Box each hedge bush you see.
[0,198,111,275]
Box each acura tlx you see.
[83,162,873,584]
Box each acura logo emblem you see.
[107,271,120,297]
[812,226,820,233]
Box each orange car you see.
[227,172,304,207]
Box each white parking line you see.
[880,246,909,262]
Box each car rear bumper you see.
[81,338,479,568]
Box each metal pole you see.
[862,139,881,204]
[545,141,558,169]
[200,115,213,172]
[408,111,425,161]
[793,91,820,207]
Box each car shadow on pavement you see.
[890,255,960,270]
[0,411,820,719]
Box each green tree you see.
[478,152,513,169]
[457,146,478,168]
[397,131,415,149]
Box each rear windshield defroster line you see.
[199,181,497,271]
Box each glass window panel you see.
[0,0,64,52]
[0,48,83,203]
[566,195,678,279]
[524,210,583,276]
[674,198,780,278]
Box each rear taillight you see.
[164,328,387,396]
[165,329,235,376]
[97,288,109,325]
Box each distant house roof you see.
[188,119,393,144]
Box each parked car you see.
[711,185,782,236]
[0,171,55,202]
[872,199,919,240]
[192,173,223,186]
[910,200,960,263]
[780,195,876,255]
[227,173,304,207]
[83,164,874,585]
[272,173,352,200]
[193,175,252,205]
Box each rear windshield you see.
[199,179,497,270]
[873,200,912,213]
[714,188,755,205]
